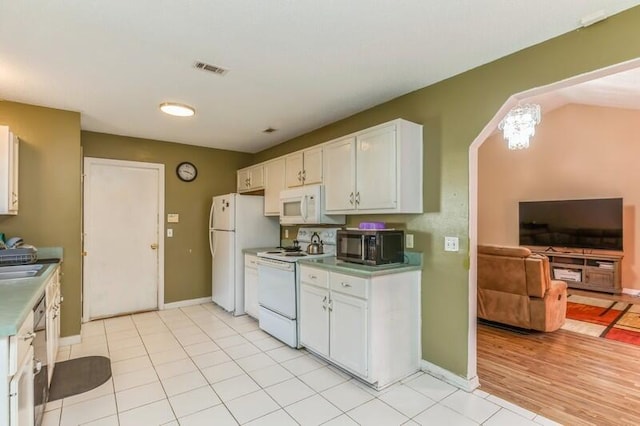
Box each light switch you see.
[167,214,179,223]
[444,236,459,252]
[167,229,173,238]
[406,234,414,248]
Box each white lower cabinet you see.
[45,265,61,385]
[299,283,330,357]
[329,291,368,376]
[244,255,259,319]
[299,265,421,389]
[1,311,35,426]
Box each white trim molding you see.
[420,359,480,392]
[162,297,212,310]
[58,334,82,347]
[622,288,640,297]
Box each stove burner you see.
[280,246,302,252]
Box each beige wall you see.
[82,131,252,304]
[479,104,639,289]
[0,101,82,337]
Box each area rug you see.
[562,294,640,346]
[48,356,112,401]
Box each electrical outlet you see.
[167,229,173,238]
[406,234,414,248]
[444,236,459,252]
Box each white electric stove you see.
[256,228,339,347]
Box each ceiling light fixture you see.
[498,103,541,150]
[159,102,195,117]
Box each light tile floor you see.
[42,303,561,425]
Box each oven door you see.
[257,258,296,319]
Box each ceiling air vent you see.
[194,61,228,76]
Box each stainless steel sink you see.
[0,264,45,280]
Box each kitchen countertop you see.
[299,251,422,278]
[0,247,63,337]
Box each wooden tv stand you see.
[533,250,623,294]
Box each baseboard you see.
[420,359,480,392]
[58,334,81,347]
[622,288,640,297]
[162,297,212,310]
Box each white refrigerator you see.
[209,193,280,315]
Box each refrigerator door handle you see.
[209,199,216,229]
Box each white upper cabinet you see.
[323,137,356,211]
[263,158,286,216]
[0,126,19,215]
[285,146,323,188]
[237,163,264,193]
[323,119,423,214]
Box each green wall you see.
[0,101,82,337]
[82,131,252,304]
[2,5,639,375]
[252,7,640,377]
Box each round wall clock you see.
[176,161,198,182]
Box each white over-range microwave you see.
[279,184,345,225]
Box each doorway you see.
[83,157,165,321]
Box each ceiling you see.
[1,1,640,153]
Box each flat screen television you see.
[519,198,623,251]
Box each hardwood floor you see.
[477,323,640,426]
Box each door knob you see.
[150,243,159,250]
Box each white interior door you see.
[83,158,164,321]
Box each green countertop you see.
[298,252,422,278]
[0,247,62,337]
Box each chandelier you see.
[498,104,541,150]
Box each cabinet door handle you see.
[349,192,354,205]
[341,282,351,287]
[302,170,306,182]
[310,274,317,279]
[297,171,302,182]
[21,332,36,341]
[328,299,333,311]
[355,192,360,205]
[322,295,327,311]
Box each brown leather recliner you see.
[477,244,568,332]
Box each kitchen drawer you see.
[330,272,368,299]
[300,266,328,288]
[9,310,34,376]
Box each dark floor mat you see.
[48,356,112,401]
